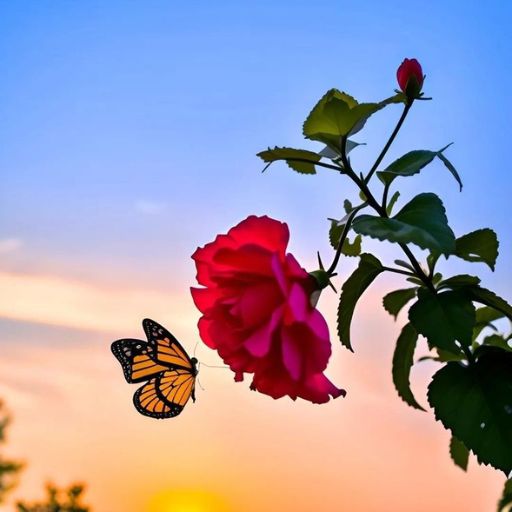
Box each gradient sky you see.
[1,2,511,511]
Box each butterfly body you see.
[112,319,198,419]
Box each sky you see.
[0,1,511,511]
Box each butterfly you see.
[111,318,198,419]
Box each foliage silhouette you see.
[0,400,23,504]
[16,484,90,512]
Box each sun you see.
[147,489,231,512]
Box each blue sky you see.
[1,0,511,290]
[1,3,511,510]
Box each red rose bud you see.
[191,215,345,404]
[397,58,424,99]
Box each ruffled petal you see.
[226,215,289,254]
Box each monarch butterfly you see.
[111,318,198,419]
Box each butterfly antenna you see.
[193,341,199,358]
[197,374,205,391]
[199,362,230,369]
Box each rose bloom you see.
[191,215,345,404]
[396,58,424,97]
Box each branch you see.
[364,102,412,184]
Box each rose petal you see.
[286,282,308,323]
[300,373,347,404]
[244,307,282,357]
[281,329,302,381]
[226,215,289,254]
[229,280,280,328]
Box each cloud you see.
[134,200,166,215]
[0,237,23,254]
[0,270,197,334]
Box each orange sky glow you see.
[0,270,502,511]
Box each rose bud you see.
[396,58,424,99]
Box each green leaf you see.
[257,147,321,174]
[329,221,344,250]
[432,272,443,285]
[427,251,440,274]
[476,306,505,326]
[303,89,384,140]
[463,286,512,323]
[341,235,362,257]
[329,221,362,256]
[498,479,512,512]
[455,228,499,271]
[437,151,463,192]
[377,144,462,190]
[381,92,407,105]
[428,349,512,474]
[409,288,476,353]
[449,435,469,471]
[436,348,466,362]
[337,254,384,351]
[378,150,437,185]
[473,306,505,340]
[438,274,481,290]
[392,323,425,410]
[395,259,415,272]
[383,288,417,319]
[343,199,354,214]
[353,193,456,254]
[319,139,363,160]
[386,191,400,216]
[482,334,512,352]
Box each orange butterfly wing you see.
[112,319,197,419]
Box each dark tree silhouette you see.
[16,484,90,512]
[0,400,23,504]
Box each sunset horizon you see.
[1,2,511,511]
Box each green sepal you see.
[309,269,331,290]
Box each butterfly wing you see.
[133,369,196,419]
[112,319,198,419]
[143,318,195,371]
[111,338,169,383]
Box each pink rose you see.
[397,58,424,98]
[191,215,345,404]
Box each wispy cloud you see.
[134,200,166,215]
[0,270,196,334]
[0,237,22,254]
